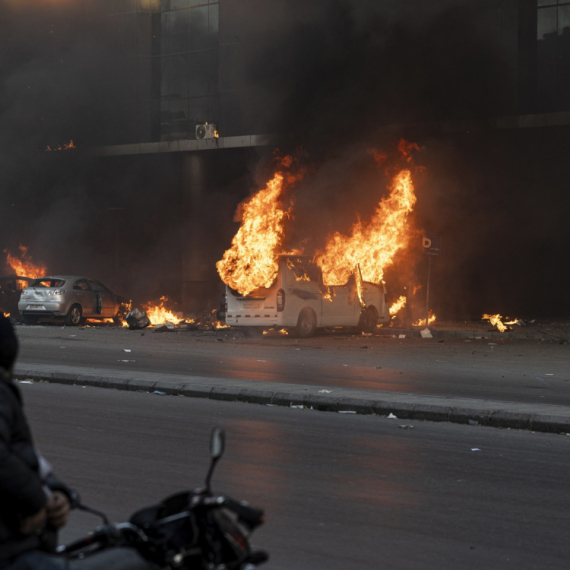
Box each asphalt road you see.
[14,324,570,407]
[23,382,570,570]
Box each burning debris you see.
[482,313,520,333]
[3,246,46,279]
[45,140,76,151]
[413,312,437,327]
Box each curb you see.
[14,369,570,435]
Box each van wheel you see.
[65,304,83,326]
[296,308,317,338]
[358,306,378,333]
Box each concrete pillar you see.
[180,153,215,315]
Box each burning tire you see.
[65,304,83,326]
[358,305,378,333]
[295,308,317,338]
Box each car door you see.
[72,279,95,316]
[89,280,117,317]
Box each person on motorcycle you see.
[0,316,151,570]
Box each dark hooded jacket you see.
[0,368,71,568]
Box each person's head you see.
[0,315,18,375]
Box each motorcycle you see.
[57,428,268,570]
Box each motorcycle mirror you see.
[205,427,225,492]
[210,427,225,460]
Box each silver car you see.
[18,275,122,326]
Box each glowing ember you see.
[2,313,10,318]
[4,245,46,278]
[86,318,114,324]
[413,312,436,327]
[482,313,517,333]
[46,140,76,151]
[144,296,184,326]
[216,169,296,296]
[315,169,416,286]
[390,295,407,316]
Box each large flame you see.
[4,245,46,278]
[216,171,293,296]
[316,169,416,286]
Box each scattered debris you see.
[154,390,167,395]
[126,308,150,330]
[318,389,332,393]
[123,349,132,353]
[154,323,176,333]
[420,328,433,339]
[398,424,414,429]
[399,334,406,339]
[361,332,372,337]
[387,413,398,419]
[471,448,481,452]
[19,380,34,384]
[290,404,304,409]
[338,410,356,414]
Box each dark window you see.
[73,280,90,292]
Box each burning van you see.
[224,255,389,337]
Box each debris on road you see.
[471,448,481,451]
[398,424,414,429]
[154,323,175,333]
[318,389,332,393]
[387,413,398,419]
[154,390,167,395]
[338,410,356,414]
[126,308,150,330]
[420,328,433,338]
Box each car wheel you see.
[22,315,39,325]
[295,308,317,338]
[65,304,83,326]
[358,305,378,333]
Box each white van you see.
[224,255,390,337]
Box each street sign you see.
[422,233,441,256]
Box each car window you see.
[31,279,66,288]
[73,280,90,292]
[89,280,109,293]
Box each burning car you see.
[0,276,33,317]
[18,275,124,326]
[224,255,389,337]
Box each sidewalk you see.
[14,360,570,435]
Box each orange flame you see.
[413,312,436,327]
[216,170,296,296]
[2,313,10,318]
[143,296,185,326]
[4,245,47,278]
[316,169,416,286]
[46,140,76,152]
[390,295,407,316]
[482,313,517,333]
